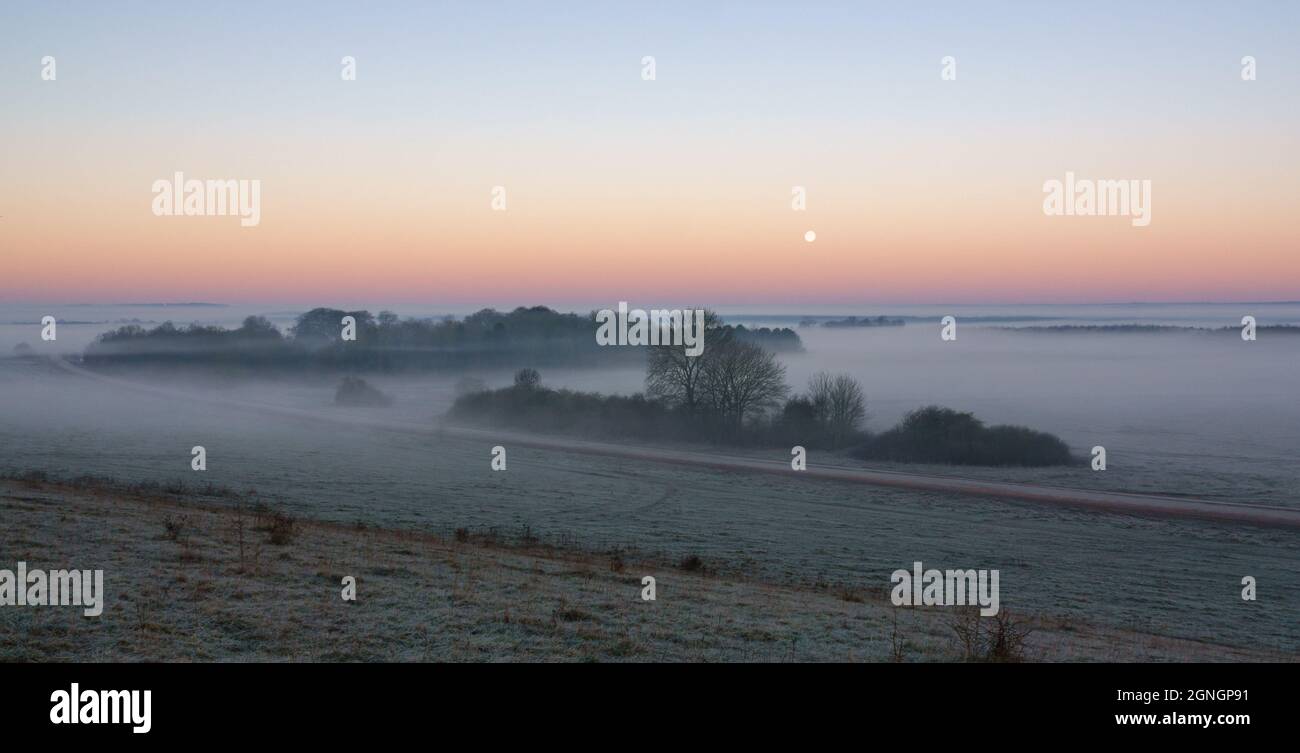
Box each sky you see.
[2,1,1298,306]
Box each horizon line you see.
[10,299,1300,310]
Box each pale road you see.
[50,357,1300,530]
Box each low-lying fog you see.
[3,303,1298,506]
[4,308,1298,648]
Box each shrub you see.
[163,515,190,542]
[448,383,685,441]
[854,406,1072,466]
[334,376,392,407]
[448,388,1069,467]
[513,368,541,388]
[267,512,297,545]
[950,608,1033,662]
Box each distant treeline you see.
[81,306,801,372]
[805,316,906,328]
[448,369,1073,467]
[1001,324,1300,334]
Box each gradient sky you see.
[2,1,1298,306]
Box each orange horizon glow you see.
[6,155,1296,305]
[4,7,1298,306]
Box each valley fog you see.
[3,316,1298,506]
[2,312,1299,652]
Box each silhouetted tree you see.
[645,309,724,413]
[292,308,374,344]
[514,368,540,388]
[807,372,867,448]
[700,338,789,429]
[238,316,281,339]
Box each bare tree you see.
[514,368,540,388]
[645,309,723,413]
[808,371,866,447]
[700,338,789,429]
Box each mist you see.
[5,309,1299,506]
[4,305,1300,656]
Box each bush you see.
[448,387,1070,467]
[267,512,297,545]
[162,515,190,542]
[334,376,392,407]
[950,608,1033,662]
[447,382,688,441]
[853,406,1072,466]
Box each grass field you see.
[2,475,1292,662]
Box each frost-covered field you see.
[1,477,1288,662]
[1,356,1297,657]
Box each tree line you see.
[82,306,802,372]
[450,323,1073,466]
